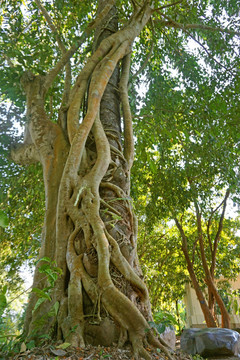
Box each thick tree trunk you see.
[12,3,175,359]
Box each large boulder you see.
[181,328,240,357]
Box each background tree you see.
[0,102,44,291]
[137,222,188,312]
[0,0,239,358]
[133,65,240,328]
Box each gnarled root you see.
[148,332,176,360]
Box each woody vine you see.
[11,1,175,359]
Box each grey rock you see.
[181,328,240,357]
[160,326,176,350]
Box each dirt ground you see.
[0,343,192,360]
[1,337,239,360]
[2,343,239,360]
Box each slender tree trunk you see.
[195,205,230,328]
[182,245,217,327]
[208,290,215,317]
[208,265,216,321]
[175,219,217,327]
[207,190,230,327]
[175,300,181,331]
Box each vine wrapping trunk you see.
[11,2,174,359]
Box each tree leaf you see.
[0,211,9,228]
[32,287,51,301]
[20,342,27,353]
[32,297,47,313]
[57,342,71,349]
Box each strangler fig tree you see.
[1,0,239,358]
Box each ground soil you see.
[2,336,239,360]
[2,343,239,360]
[0,343,192,360]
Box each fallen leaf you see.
[50,348,67,356]
[57,342,71,349]
[20,342,27,353]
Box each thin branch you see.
[130,0,141,10]
[194,200,202,238]
[184,23,240,37]
[191,237,198,264]
[0,335,17,338]
[43,37,85,95]
[194,199,230,327]
[34,0,66,53]
[207,195,227,253]
[43,0,117,96]
[2,54,14,68]
[34,0,72,134]
[132,38,154,79]
[175,218,188,252]
[119,53,134,172]
[207,217,213,253]
[6,274,49,307]
[156,20,240,37]
[156,13,237,74]
[153,0,183,11]
[210,189,230,273]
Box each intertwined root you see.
[17,4,175,358]
[55,20,174,358]
[61,117,174,359]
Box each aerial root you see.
[130,335,152,360]
[118,327,128,348]
[67,323,85,348]
[148,332,176,360]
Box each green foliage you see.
[215,280,240,315]
[0,160,44,292]
[0,210,9,228]
[150,303,186,336]
[132,28,240,300]
[137,222,188,309]
[0,286,8,341]
[0,258,63,357]
[149,309,178,334]
[0,285,25,355]
[191,355,206,360]
[0,103,44,294]
[148,306,187,337]
[134,74,240,219]
[37,257,62,287]
[0,285,7,309]
[28,257,62,333]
